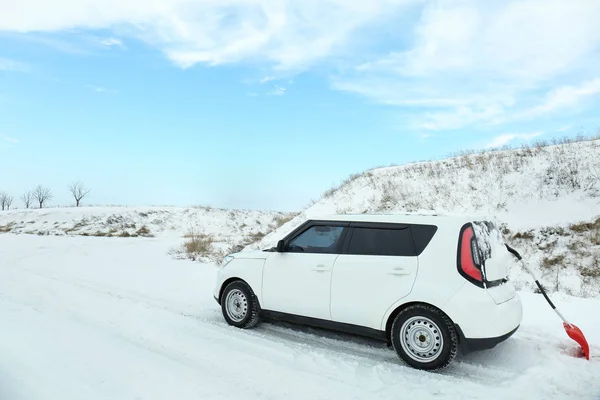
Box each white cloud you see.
[100,37,125,48]
[409,79,600,131]
[418,104,506,131]
[267,86,286,96]
[364,1,600,81]
[0,58,29,72]
[524,79,600,117]
[86,85,118,94]
[0,0,417,71]
[260,76,276,84]
[557,125,574,132]
[334,0,600,130]
[2,0,599,133]
[486,131,543,149]
[2,137,19,144]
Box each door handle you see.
[388,267,410,276]
[312,264,330,272]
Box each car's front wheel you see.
[221,280,260,329]
[391,304,458,370]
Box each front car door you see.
[261,221,349,321]
[330,223,418,330]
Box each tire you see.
[221,280,260,329]
[390,304,458,370]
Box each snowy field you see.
[0,206,289,239]
[1,234,599,400]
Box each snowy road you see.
[1,235,599,400]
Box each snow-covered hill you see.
[249,138,600,297]
[0,206,292,260]
[3,139,600,296]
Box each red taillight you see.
[457,225,483,286]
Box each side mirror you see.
[276,240,285,252]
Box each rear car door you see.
[330,223,418,330]
[261,221,349,321]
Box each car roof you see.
[309,212,490,225]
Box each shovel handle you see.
[505,244,537,277]
[504,244,571,325]
[505,244,522,260]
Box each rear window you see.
[346,227,416,256]
[471,221,505,264]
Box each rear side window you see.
[346,227,416,256]
[409,224,438,255]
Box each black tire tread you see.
[221,280,260,329]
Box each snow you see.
[1,234,599,400]
[0,206,291,260]
[0,205,289,238]
[250,139,600,297]
[255,140,600,248]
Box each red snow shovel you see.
[505,244,590,360]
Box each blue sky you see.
[1,1,600,211]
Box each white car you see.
[213,213,523,370]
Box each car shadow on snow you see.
[191,307,532,383]
[254,320,532,384]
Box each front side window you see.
[288,225,345,253]
[346,227,415,256]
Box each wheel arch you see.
[218,277,260,308]
[384,301,457,344]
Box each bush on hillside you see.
[183,230,214,260]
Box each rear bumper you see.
[443,283,523,340]
[456,324,519,354]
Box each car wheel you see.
[221,280,260,329]
[391,304,458,370]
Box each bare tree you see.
[21,190,33,208]
[33,185,52,209]
[4,194,13,210]
[68,181,90,207]
[0,192,6,211]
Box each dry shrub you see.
[226,229,271,255]
[136,225,153,237]
[580,254,600,277]
[540,254,566,269]
[0,222,15,233]
[512,230,535,240]
[65,219,90,232]
[247,231,265,242]
[581,267,600,278]
[183,228,214,260]
[569,217,600,233]
[589,229,600,245]
[567,239,585,251]
[272,214,296,229]
[321,172,363,199]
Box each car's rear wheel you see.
[391,304,458,370]
[221,280,260,329]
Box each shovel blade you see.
[563,322,590,360]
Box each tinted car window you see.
[288,225,345,253]
[409,224,437,255]
[347,227,415,256]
